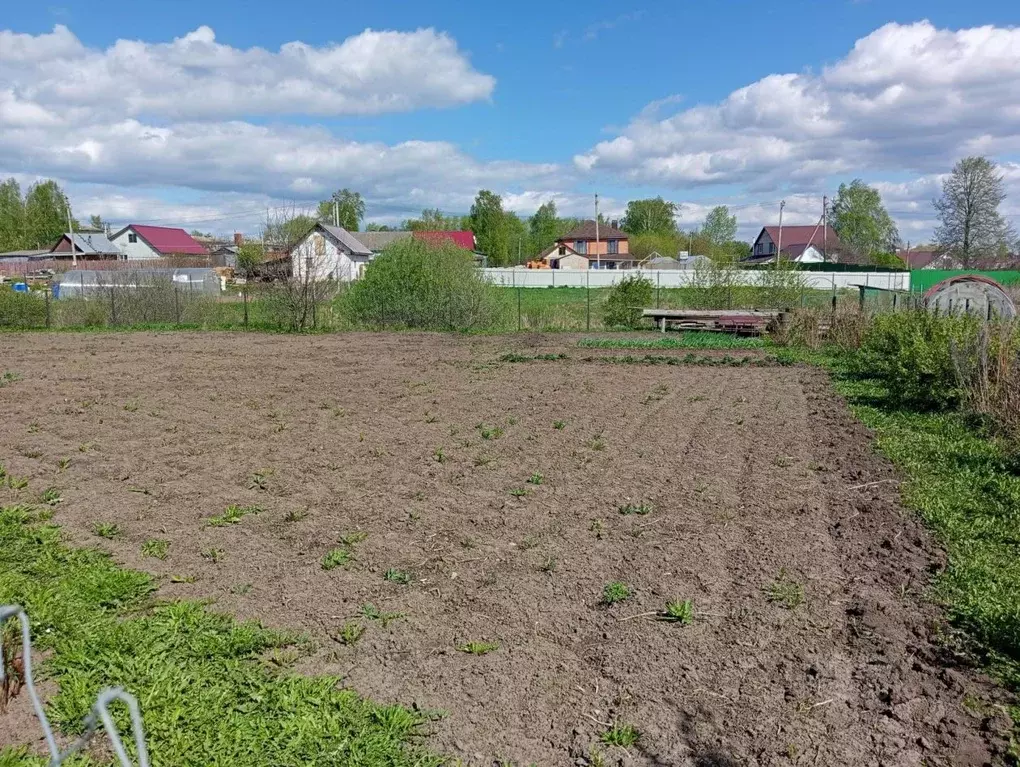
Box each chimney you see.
[611,219,619,229]
[234,232,244,246]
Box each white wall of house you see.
[550,253,589,270]
[110,229,158,260]
[291,230,371,282]
[795,245,825,263]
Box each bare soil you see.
[0,331,1013,765]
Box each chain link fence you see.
[1,605,149,767]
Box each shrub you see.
[951,320,1020,451]
[602,275,653,328]
[856,310,978,411]
[340,239,509,331]
[0,286,47,328]
[828,303,871,352]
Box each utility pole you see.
[66,202,77,268]
[594,193,600,270]
[776,200,786,269]
[822,195,828,262]
[334,200,339,228]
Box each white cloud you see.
[575,21,1020,189]
[0,24,495,120]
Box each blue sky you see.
[2,0,1019,239]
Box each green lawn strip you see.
[0,505,442,767]
[829,372,1020,739]
[577,332,767,350]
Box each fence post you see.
[110,287,116,326]
[656,271,661,308]
[242,283,249,330]
[45,287,51,329]
[586,269,591,331]
[174,282,181,325]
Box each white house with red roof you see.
[746,225,842,264]
[110,225,209,260]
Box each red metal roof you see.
[121,225,208,255]
[413,230,476,251]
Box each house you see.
[746,225,841,263]
[356,231,413,253]
[50,232,121,261]
[289,223,373,282]
[543,220,632,269]
[110,225,209,260]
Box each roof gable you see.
[112,225,208,255]
[318,224,373,256]
[559,220,628,241]
[760,225,841,251]
[53,232,120,255]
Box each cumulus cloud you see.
[0,24,495,120]
[574,21,1020,189]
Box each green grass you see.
[601,581,632,606]
[599,722,640,748]
[618,502,653,516]
[207,504,262,527]
[659,599,695,625]
[140,538,169,560]
[0,504,442,766]
[578,333,766,350]
[457,640,499,656]
[837,375,1020,683]
[321,547,352,571]
[91,521,121,539]
[764,569,804,609]
[384,568,411,585]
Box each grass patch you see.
[578,333,766,350]
[599,722,640,748]
[659,599,695,625]
[91,521,121,539]
[384,568,411,585]
[618,502,653,516]
[457,640,498,656]
[208,504,262,527]
[321,547,353,571]
[765,569,804,609]
[140,538,170,560]
[601,581,632,606]
[0,504,441,765]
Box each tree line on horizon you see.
[3,155,1014,269]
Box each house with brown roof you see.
[746,225,841,264]
[541,220,633,269]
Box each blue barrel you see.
[12,282,28,293]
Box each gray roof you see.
[356,230,413,252]
[0,248,50,258]
[63,232,120,255]
[320,225,372,256]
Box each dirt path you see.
[0,332,1011,765]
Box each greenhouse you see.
[54,269,222,299]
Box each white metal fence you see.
[480,267,911,292]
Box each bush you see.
[340,239,508,331]
[951,320,1020,452]
[0,286,47,328]
[856,310,978,411]
[602,275,653,328]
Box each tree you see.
[831,179,900,257]
[24,180,70,248]
[528,201,560,254]
[620,197,679,235]
[263,211,317,251]
[403,208,464,231]
[88,214,106,231]
[470,190,512,266]
[701,206,737,249]
[317,189,365,231]
[364,222,394,232]
[629,232,682,260]
[234,240,264,277]
[934,157,1015,267]
[0,178,25,252]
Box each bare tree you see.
[258,206,342,330]
[934,157,1015,267]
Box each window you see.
[128,233,137,244]
[574,240,587,255]
[558,245,566,256]
[607,239,618,255]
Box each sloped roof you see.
[897,249,938,269]
[761,225,841,252]
[112,225,208,255]
[560,220,628,241]
[357,231,413,251]
[413,230,476,250]
[321,224,372,256]
[56,232,120,255]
